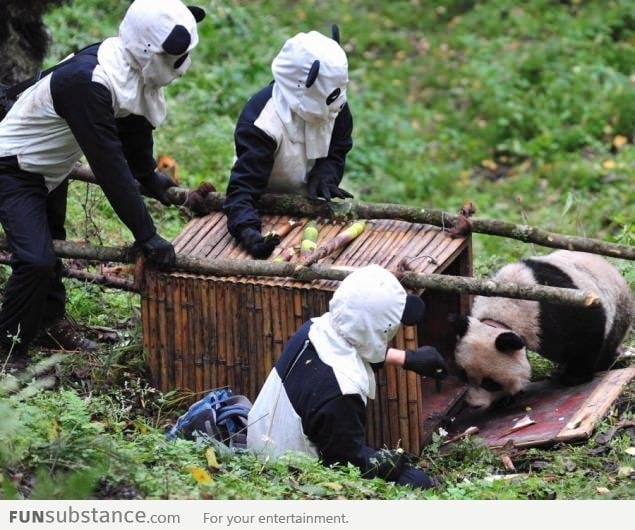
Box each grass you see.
[0,0,633,500]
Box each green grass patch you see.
[0,0,632,500]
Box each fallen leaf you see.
[481,159,498,170]
[612,135,628,150]
[321,482,343,492]
[617,466,633,477]
[625,447,635,456]
[596,487,610,494]
[602,160,616,169]
[187,466,213,486]
[205,447,220,470]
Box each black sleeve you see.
[306,394,411,483]
[116,114,156,181]
[307,103,353,183]
[222,122,277,238]
[51,73,156,243]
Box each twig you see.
[441,426,479,446]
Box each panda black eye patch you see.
[174,53,189,69]
[481,378,503,392]
[162,25,191,55]
[326,88,341,105]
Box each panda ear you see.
[495,332,525,353]
[305,60,320,88]
[448,314,469,337]
[188,6,206,23]
[331,24,341,43]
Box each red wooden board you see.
[442,367,634,448]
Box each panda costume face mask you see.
[271,30,348,160]
[95,0,205,126]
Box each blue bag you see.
[167,388,252,448]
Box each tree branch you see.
[68,164,634,260]
[0,239,600,307]
[0,251,136,292]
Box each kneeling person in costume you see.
[223,27,354,259]
[0,0,205,354]
[247,265,447,489]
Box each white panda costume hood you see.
[309,264,412,401]
[95,0,205,127]
[271,30,349,160]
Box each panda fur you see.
[452,250,633,409]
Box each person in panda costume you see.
[247,265,448,490]
[452,250,633,409]
[223,28,354,259]
[0,0,205,355]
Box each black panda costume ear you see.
[188,6,206,22]
[495,332,525,353]
[401,294,425,325]
[331,24,340,43]
[448,314,469,337]
[305,60,320,87]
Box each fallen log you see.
[0,238,600,307]
[68,164,634,260]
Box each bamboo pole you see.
[0,238,600,307]
[300,220,366,267]
[69,165,633,259]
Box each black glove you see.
[307,173,354,201]
[139,171,178,205]
[240,227,281,259]
[403,346,448,377]
[396,467,439,490]
[137,233,176,267]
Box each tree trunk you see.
[0,1,69,86]
[0,238,600,307]
[69,164,634,260]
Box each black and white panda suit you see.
[223,30,354,259]
[247,265,436,490]
[0,0,205,352]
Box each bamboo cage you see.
[142,211,472,453]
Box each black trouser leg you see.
[0,160,66,350]
[43,178,68,325]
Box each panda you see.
[452,250,633,409]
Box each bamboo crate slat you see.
[208,281,219,390]
[172,215,207,252]
[143,211,472,453]
[142,272,155,384]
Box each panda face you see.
[453,316,531,409]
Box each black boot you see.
[35,315,99,352]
